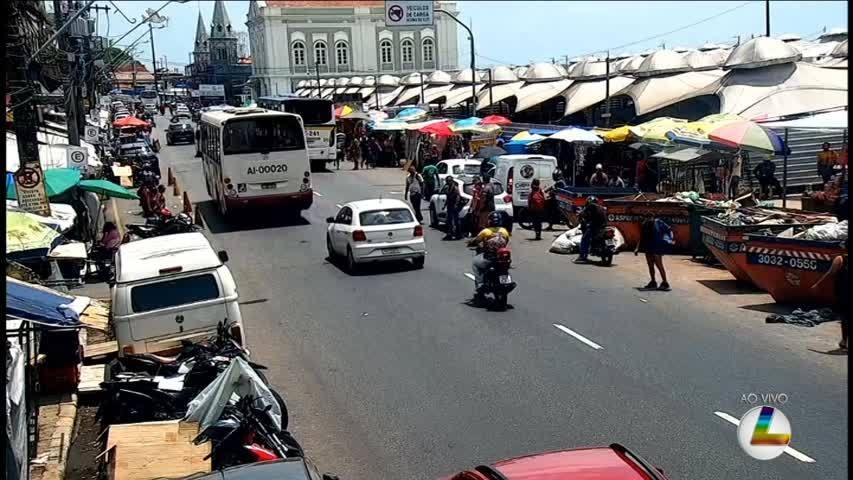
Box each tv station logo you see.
[737,406,792,460]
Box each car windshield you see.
[222,116,305,155]
[359,208,414,226]
[463,181,504,196]
[453,164,482,175]
[281,100,333,124]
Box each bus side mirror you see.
[217,250,229,263]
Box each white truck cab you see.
[111,232,244,356]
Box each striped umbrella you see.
[708,120,789,155]
[629,117,688,146]
[666,113,743,147]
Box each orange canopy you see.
[113,116,150,128]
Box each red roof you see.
[265,0,384,7]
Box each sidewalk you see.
[104,174,189,239]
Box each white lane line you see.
[464,272,476,281]
[713,411,816,463]
[313,191,324,197]
[388,191,403,195]
[552,324,603,350]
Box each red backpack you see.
[529,189,546,212]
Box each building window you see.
[292,41,306,66]
[314,40,328,66]
[335,41,349,67]
[379,39,393,65]
[422,38,434,63]
[401,39,414,64]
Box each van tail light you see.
[413,225,423,237]
[507,167,514,194]
[352,230,367,242]
[497,247,512,263]
[503,195,512,203]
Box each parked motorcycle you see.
[193,396,304,470]
[124,210,200,241]
[465,246,516,310]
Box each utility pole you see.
[603,50,611,128]
[487,68,493,113]
[765,0,771,37]
[436,8,475,116]
[149,23,159,95]
[54,0,81,145]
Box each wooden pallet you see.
[83,341,118,360]
[103,421,210,480]
[78,364,105,395]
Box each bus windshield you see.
[282,100,333,124]
[140,91,158,99]
[222,116,305,155]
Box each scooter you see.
[124,210,199,240]
[588,226,619,266]
[465,247,516,311]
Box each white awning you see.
[514,79,573,113]
[758,109,848,130]
[321,88,335,99]
[440,85,484,108]
[6,131,102,172]
[365,87,404,108]
[344,86,361,94]
[476,81,524,110]
[717,62,848,119]
[334,87,348,94]
[359,87,377,98]
[394,86,426,106]
[422,84,455,104]
[622,70,725,116]
[561,76,635,116]
[308,88,320,97]
[651,147,713,162]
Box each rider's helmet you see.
[488,211,503,228]
[586,195,598,206]
[552,169,563,182]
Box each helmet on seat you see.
[488,211,503,228]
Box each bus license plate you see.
[499,274,512,284]
[382,248,401,255]
[261,182,277,189]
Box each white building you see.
[246,0,460,97]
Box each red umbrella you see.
[481,115,512,126]
[113,116,149,128]
[419,120,455,137]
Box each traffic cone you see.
[173,181,181,197]
[194,205,204,227]
[182,191,193,215]
[167,167,175,186]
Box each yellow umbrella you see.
[510,130,535,141]
[6,211,60,254]
[666,113,743,147]
[629,117,688,146]
[598,125,631,142]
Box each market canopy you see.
[475,81,524,110]
[513,79,573,113]
[561,76,635,117]
[77,179,139,200]
[6,168,81,200]
[757,109,848,130]
[394,86,426,106]
[619,70,725,116]
[529,126,603,145]
[6,277,82,326]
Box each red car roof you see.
[489,445,661,480]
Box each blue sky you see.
[101,1,847,71]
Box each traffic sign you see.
[84,125,100,144]
[67,146,88,172]
[14,163,51,216]
[384,0,434,27]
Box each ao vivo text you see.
[741,393,789,405]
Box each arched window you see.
[401,39,414,63]
[379,39,393,65]
[335,41,349,67]
[422,38,434,63]
[314,40,328,66]
[292,41,306,66]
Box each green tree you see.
[104,46,132,68]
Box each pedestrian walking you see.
[818,142,839,185]
[528,179,547,240]
[349,135,362,170]
[811,239,848,351]
[405,166,425,223]
[421,163,439,201]
[468,176,484,237]
[635,212,673,291]
[360,134,371,169]
[478,179,496,231]
[335,130,346,170]
[443,176,462,240]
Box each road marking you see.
[313,191,324,197]
[552,324,603,350]
[713,411,816,463]
[464,272,475,281]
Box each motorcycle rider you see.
[544,169,568,230]
[467,211,511,303]
[574,196,607,264]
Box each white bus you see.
[140,89,159,110]
[256,95,335,170]
[199,107,313,217]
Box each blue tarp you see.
[504,139,539,154]
[528,128,561,136]
[6,278,81,326]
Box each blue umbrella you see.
[395,108,427,121]
[451,116,482,129]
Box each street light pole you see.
[765,0,771,37]
[149,23,159,94]
[435,8,475,116]
[603,51,611,128]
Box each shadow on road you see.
[199,200,310,234]
[697,279,765,295]
[325,256,421,276]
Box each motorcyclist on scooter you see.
[574,196,607,264]
[467,211,511,302]
[544,169,568,230]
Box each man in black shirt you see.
[753,157,781,199]
[575,196,607,263]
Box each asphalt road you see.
[154,117,847,480]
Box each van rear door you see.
[512,158,556,205]
[125,271,229,341]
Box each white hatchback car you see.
[428,177,514,230]
[326,199,426,272]
[436,158,482,185]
